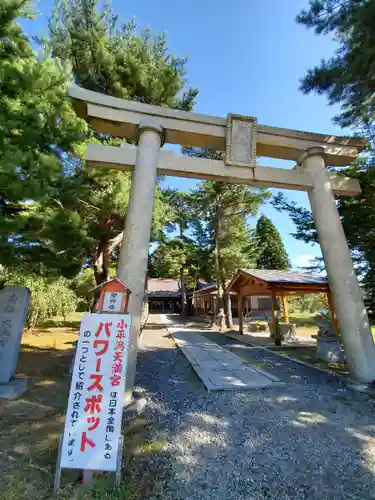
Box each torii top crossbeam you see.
[69,86,365,196]
[69,86,365,165]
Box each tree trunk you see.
[214,196,226,330]
[180,265,187,317]
[91,231,124,310]
[223,287,234,329]
[178,221,188,317]
[92,247,109,286]
[215,281,226,330]
[271,287,282,346]
[92,241,109,311]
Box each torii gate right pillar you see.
[299,147,375,384]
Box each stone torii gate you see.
[69,86,375,395]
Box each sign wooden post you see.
[54,278,131,492]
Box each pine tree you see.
[154,190,195,315]
[273,160,375,312]
[297,0,375,130]
[187,149,270,327]
[272,0,375,313]
[255,215,291,270]
[48,0,198,109]
[46,0,198,284]
[149,189,213,308]
[4,0,198,282]
[0,0,87,272]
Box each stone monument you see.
[268,322,297,342]
[313,318,345,365]
[0,287,31,399]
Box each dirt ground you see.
[0,315,153,500]
[0,312,369,499]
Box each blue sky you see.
[23,0,345,269]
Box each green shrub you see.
[47,277,77,319]
[2,270,78,329]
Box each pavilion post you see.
[282,294,289,324]
[327,289,339,334]
[245,296,249,318]
[238,294,244,334]
[271,287,281,346]
[300,147,375,384]
[117,120,164,403]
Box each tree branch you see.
[108,230,124,252]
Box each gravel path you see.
[134,315,375,500]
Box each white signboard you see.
[60,313,131,471]
[102,291,125,313]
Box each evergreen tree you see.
[149,190,188,313]
[255,215,291,270]
[297,0,375,130]
[46,0,198,284]
[187,149,270,328]
[271,1,375,313]
[3,0,198,282]
[150,190,198,314]
[148,189,213,301]
[273,161,375,312]
[47,0,198,109]
[0,0,87,272]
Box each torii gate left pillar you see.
[117,120,163,402]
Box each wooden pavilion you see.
[227,269,336,344]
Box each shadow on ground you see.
[0,343,161,499]
[2,317,375,500]
[0,345,74,499]
[134,321,375,500]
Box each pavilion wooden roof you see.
[147,278,181,298]
[193,283,236,297]
[227,269,329,296]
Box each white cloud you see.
[292,253,316,270]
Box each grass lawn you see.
[244,312,319,340]
[269,345,349,375]
[0,313,157,500]
[247,311,375,341]
[242,311,375,374]
[289,312,375,340]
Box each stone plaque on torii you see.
[68,85,375,391]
